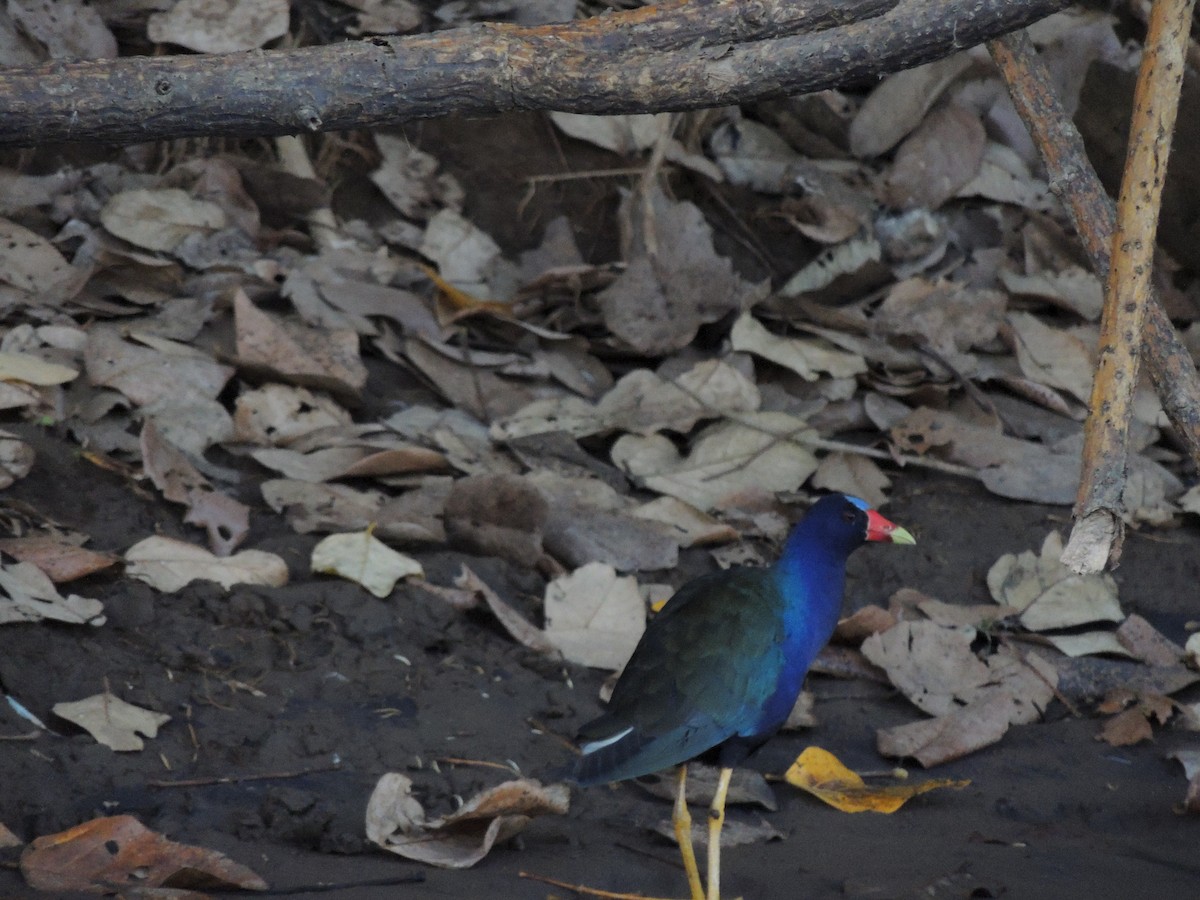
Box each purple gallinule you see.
[571,494,914,899]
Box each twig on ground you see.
[519,869,680,900]
[147,762,341,788]
[988,21,1200,573]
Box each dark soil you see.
[2,114,1200,899]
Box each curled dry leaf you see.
[366,773,569,869]
[785,746,969,813]
[452,566,558,655]
[611,412,818,513]
[0,821,18,848]
[20,814,267,893]
[125,536,288,593]
[544,561,645,670]
[865,623,1058,766]
[52,693,170,752]
[311,529,423,598]
[1167,750,1200,814]
[986,531,1122,631]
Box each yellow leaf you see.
[784,746,968,813]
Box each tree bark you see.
[0,0,1070,147]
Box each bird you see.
[569,493,915,900]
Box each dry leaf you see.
[100,188,226,253]
[730,312,866,381]
[452,566,558,655]
[85,327,234,407]
[883,104,986,209]
[849,54,974,157]
[492,359,760,441]
[785,746,968,813]
[366,773,568,868]
[0,560,104,626]
[233,383,352,446]
[835,605,898,643]
[420,208,516,300]
[811,453,891,509]
[20,815,266,892]
[125,536,288,592]
[0,821,18,848]
[147,0,289,53]
[0,351,77,385]
[865,623,1058,765]
[311,530,424,597]
[1096,707,1154,747]
[234,290,367,397]
[611,412,818,513]
[52,693,169,752]
[598,187,766,355]
[0,536,117,583]
[543,562,645,669]
[370,134,463,220]
[630,497,740,548]
[986,531,1122,631]
[1007,311,1094,405]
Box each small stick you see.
[518,869,680,900]
[148,763,340,788]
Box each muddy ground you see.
[1,113,1200,899]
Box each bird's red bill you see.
[866,510,916,544]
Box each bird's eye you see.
[841,509,856,524]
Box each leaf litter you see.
[2,4,1200,891]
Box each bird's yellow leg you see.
[706,766,733,900]
[673,764,705,900]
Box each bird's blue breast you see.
[737,566,844,739]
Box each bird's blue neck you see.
[772,523,851,639]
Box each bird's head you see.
[795,493,916,558]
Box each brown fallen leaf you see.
[20,814,267,892]
[784,746,968,813]
[1097,708,1154,747]
[233,289,367,398]
[0,535,118,583]
[366,773,568,869]
[834,605,897,644]
[454,566,558,655]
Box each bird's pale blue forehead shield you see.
[845,496,870,512]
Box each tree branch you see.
[0,0,1070,147]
